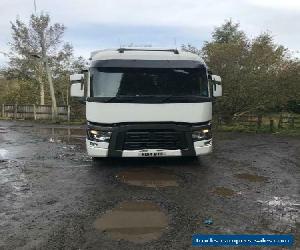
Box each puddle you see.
[35,127,85,137]
[213,187,235,197]
[0,161,32,209]
[34,127,86,145]
[0,149,8,159]
[34,127,84,136]
[116,168,179,188]
[257,196,299,232]
[94,201,169,243]
[235,173,268,182]
[0,127,8,132]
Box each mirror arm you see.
[80,77,84,90]
[78,97,86,105]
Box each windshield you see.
[90,67,208,100]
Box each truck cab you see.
[70,48,222,158]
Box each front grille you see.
[122,130,187,150]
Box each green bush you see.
[287,100,300,114]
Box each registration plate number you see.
[138,151,166,157]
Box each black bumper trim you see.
[86,121,211,157]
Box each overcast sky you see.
[0,0,300,66]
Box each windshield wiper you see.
[102,96,120,103]
[131,95,174,102]
[102,95,138,102]
[159,95,203,102]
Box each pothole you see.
[235,173,268,182]
[213,187,235,197]
[94,201,169,243]
[116,168,179,188]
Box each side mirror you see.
[212,75,222,97]
[70,74,84,98]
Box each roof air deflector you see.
[117,48,179,54]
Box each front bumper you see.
[86,121,212,158]
[86,139,212,158]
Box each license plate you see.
[138,151,166,157]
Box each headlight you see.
[88,129,112,142]
[192,127,212,141]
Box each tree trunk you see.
[39,77,45,105]
[38,63,45,105]
[61,91,66,105]
[40,31,57,119]
[66,87,69,106]
[44,59,58,118]
[40,31,58,120]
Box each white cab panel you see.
[86,102,212,124]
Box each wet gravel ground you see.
[0,120,299,250]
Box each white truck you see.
[70,48,222,159]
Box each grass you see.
[273,128,300,136]
[214,112,300,136]
[216,124,300,136]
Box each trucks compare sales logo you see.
[192,234,294,247]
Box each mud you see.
[235,173,268,182]
[212,187,236,197]
[0,120,299,250]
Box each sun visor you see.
[91,59,205,68]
